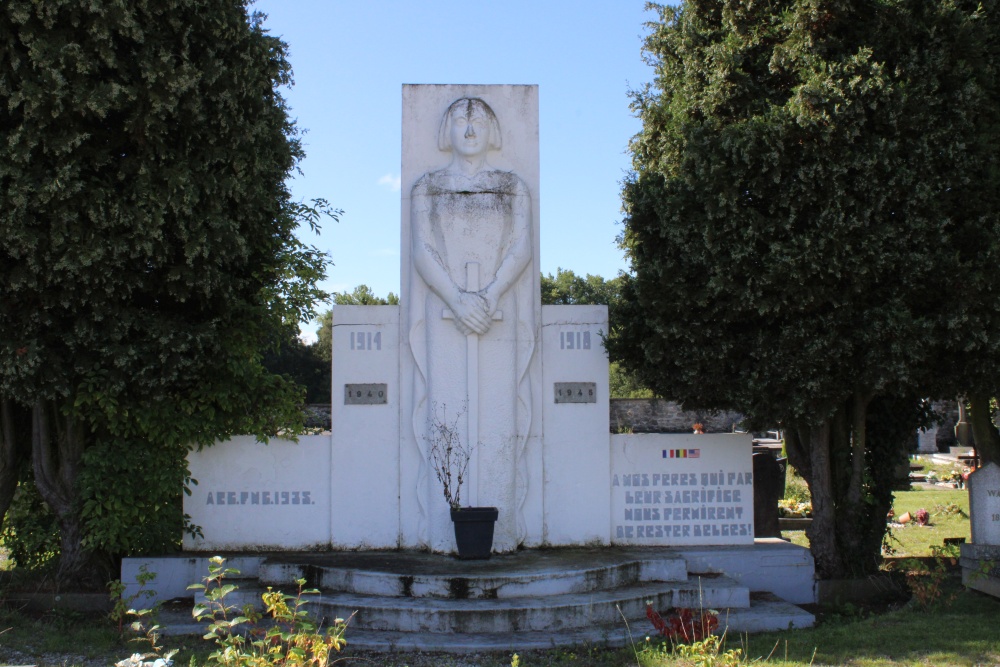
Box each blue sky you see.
[250,1,655,338]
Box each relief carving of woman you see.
[408,97,535,552]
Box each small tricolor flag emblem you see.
[663,449,700,459]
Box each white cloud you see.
[378,173,402,192]
[298,330,318,345]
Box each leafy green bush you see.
[186,556,349,667]
[0,478,60,570]
[79,439,200,557]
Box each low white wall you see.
[610,433,754,546]
[184,435,332,550]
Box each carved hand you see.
[451,291,490,336]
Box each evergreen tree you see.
[611,0,999,578]
[0,0,330,579]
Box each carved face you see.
[448,104,492,158]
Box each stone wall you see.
[609,399,743,434]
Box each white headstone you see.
[969,462,1000,545]
[916,426,938,454]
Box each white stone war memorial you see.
[124,86,815,646]
[188,84,755,553]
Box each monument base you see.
[960,543,1000,599]
[122,540,815,647]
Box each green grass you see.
[885,487,970,557]
[736,578,1000,667]
[782,473,971,558]
[0,604,214,667]
[0,606,122,662]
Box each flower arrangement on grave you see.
[692,422,705,435]
[778,499,812,518]
[426,403,471,510]
[915,508,930,526]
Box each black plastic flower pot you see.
[450,506,498,560]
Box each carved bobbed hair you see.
[438,97,502,152]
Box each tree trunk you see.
[847,391,872,506]
[968,394,1000,467]
[803,418,845,579]
[31,399,90,583]
[834,393,878,576]
[788,396,916,579]
[0,398,27,531]
[784,427,811,481]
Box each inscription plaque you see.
[344,383,388,405]
[554,382,597,404]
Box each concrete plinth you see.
[124,541,814,649]
[960,543,1000,599]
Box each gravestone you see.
[752,452,782,538]
[968,462,1000,545]
[916,426,939,454]
[960,462,1000,598]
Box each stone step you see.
[201,574,750,632]
[717,595,815,633]
[158,596,814,649]
[257,549,688,599]
[306,576,748,634]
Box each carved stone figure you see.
[408,97,535,552]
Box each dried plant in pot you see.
[426,403,497,559]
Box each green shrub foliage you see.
[611,0,1000,577]
[0,0,331,574]
[0,479,60,571]
[78,439,196,556]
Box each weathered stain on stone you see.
[302,564,324,589]
[399,575,414,597]
[448,577,471,599]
